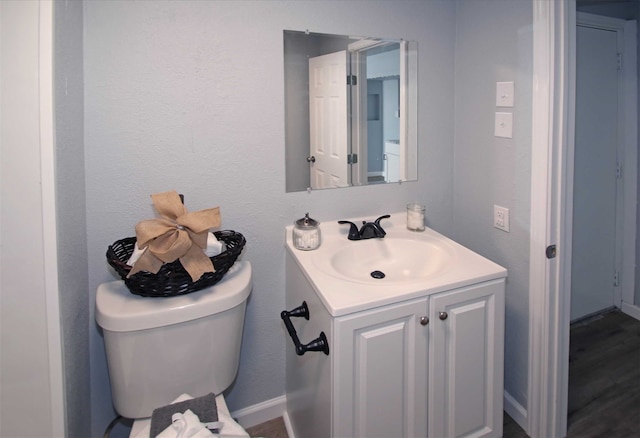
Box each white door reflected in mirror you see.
[309,51,350,189]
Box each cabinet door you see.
[333,298,429,438]
[428,280,505,438]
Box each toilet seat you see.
[129,394,249,438]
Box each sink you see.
[286,213,508,316]
[312,236,454,284]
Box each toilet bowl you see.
[96,261,252,435]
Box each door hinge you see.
[347,153,358,164]
[616,162,622,179]
[617,53,622,71]
[614,271,620,287]
[347,75,357,86]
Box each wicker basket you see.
[107,230,246,297]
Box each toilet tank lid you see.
[96,261,252,332]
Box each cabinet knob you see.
[419,316,429,326]
[439,311,448,320]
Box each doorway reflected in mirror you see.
[284,30,417,192]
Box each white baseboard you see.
[231,395,287,429]
[233,391,530,435]
[621,301,640,321]
[504,390,528,433]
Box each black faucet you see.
[338,215,390,240]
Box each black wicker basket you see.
[107,230,246,297]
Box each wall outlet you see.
[494,205,510,232]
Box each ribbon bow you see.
[127,191,221,282]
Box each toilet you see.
[95,261,252,436]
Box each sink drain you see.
[370,270,386,279]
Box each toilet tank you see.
[96,261,252,419]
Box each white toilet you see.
[95,261,252,436]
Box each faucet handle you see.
[338,220,360,240]
[374,215,391,237]
[374,215,391,225]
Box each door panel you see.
[333,299,428,438]
[429,281,504,438]
[571,25,619,320]
[309,51,349,189]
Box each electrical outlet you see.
[494,205,510,232]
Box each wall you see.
[83,1,457,434]
[54,0,91,436]
[452,0,533,416]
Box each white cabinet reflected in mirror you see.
[284,30,418,193]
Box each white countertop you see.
[286,212,507,317]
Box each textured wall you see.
[84,1,456,434]
[54,1,91,436]
[452,0,533,412]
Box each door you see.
[429,281,505,438]
[308,51,349,189]
[571,24,620,321]
[333,298,428,438]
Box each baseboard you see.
[231,394,287,429]
[232,391,530,434]
[504,390,528,433]
[621,301,640,321]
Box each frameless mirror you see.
[284,30,418,192]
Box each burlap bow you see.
[127,191,221,282]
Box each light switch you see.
[495,112,513,138]
[496,81,515,107]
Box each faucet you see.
[338,215,390,240]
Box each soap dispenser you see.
[293,213,321,251]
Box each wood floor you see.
[246,310,639,438]
[566,309,640,437]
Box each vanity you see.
[283,213,507,438]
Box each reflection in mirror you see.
[284,30,417,193]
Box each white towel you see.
[132,394,250,438]
[127,232,226,266]
[156,409,213,438]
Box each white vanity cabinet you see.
[285,252,506,438]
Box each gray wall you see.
[452,0,533,412]
[54,1,91,436]
[83,1,456,434]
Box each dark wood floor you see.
[246,310,639,438]
[566,309,640,437]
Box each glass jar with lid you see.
[293,213,321,250]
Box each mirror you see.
[284,30,418,192]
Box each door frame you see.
[350,40,414,185]
[527,1,575,436]
[528,2,638,437]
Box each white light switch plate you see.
[494,112,513,138]
[496,81,515,107]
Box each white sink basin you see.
[319,237,453,283]
[285,213,508,316]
